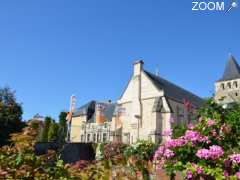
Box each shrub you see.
[154,99,240,179]
[124,140,158,179]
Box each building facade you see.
[215,55,240,105]
[69,61,203,144]
[113,61,203,144]
[69,101,116,143]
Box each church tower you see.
[215,55,240,104]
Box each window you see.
[221,83,225,90]
[104,123,107,128]
[103,133,107,142]
[233,81,238,88]
[93,134,96,142]
[236,93,238,97]
[87,134,91,142]
[227,82,231,89]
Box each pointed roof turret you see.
[218,55,240,82]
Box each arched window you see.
[233,81,238,88]
[221,83,225,90]
[227,82,231,89]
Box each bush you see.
[124,140,158,179]
[0,121,70,179]
[154,99,240,179]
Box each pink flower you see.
[186,170,193,179]
[192,163,203,174]
[153,146,165,161]
[207,119,215,127]
[164,149,175,158]
[185,130,200,142]
[229,154,240,164]
[196,167,203,174]
[196,149,210,159]
[196,145,224,160]
[187,123,194,130]
[184,130,209,143]
[209,145,224,159]
[224,170,229,177]
[165,137,186,148]
[236,172,240,180]
[198,136,210,143]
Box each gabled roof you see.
[218,55,240,82]
[144,71,203,107]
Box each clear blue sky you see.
[0,0,239,120]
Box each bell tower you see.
[215,55,240,104]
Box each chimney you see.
[133,60,144,76]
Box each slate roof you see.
[72,100,116,123]
[144,71,203,107]
[217,55,240,82]
[73,101,95,116]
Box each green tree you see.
[48,120,59,141]
[40,116,52,142]
[0,87,25,146]
[58,111,68,141]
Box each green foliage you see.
[48,121,59,142]
[39,112,68,143]
[172,122,187,139]
[0,121,71,179]
[124,140,157,161]
[40,116,52,142]
[57,111,68,142]
[0,86,25,146]
[124,140,157,180]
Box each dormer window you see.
[221,83,225,90]
[227,82,231,89]
[233,81,238,88]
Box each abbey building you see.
[69,60,204,144]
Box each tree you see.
[58,111,68,141]
[48,120,59,141]
[40,116,52,142]
[0,86,25,146]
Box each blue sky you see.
[0,0,239,120]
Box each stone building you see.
[215,55,240,105]
[69,101,116,143]
[69,60,203,144]
[113,60,203,144]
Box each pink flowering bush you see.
[196,145,224,160]
[154,99,240,179]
